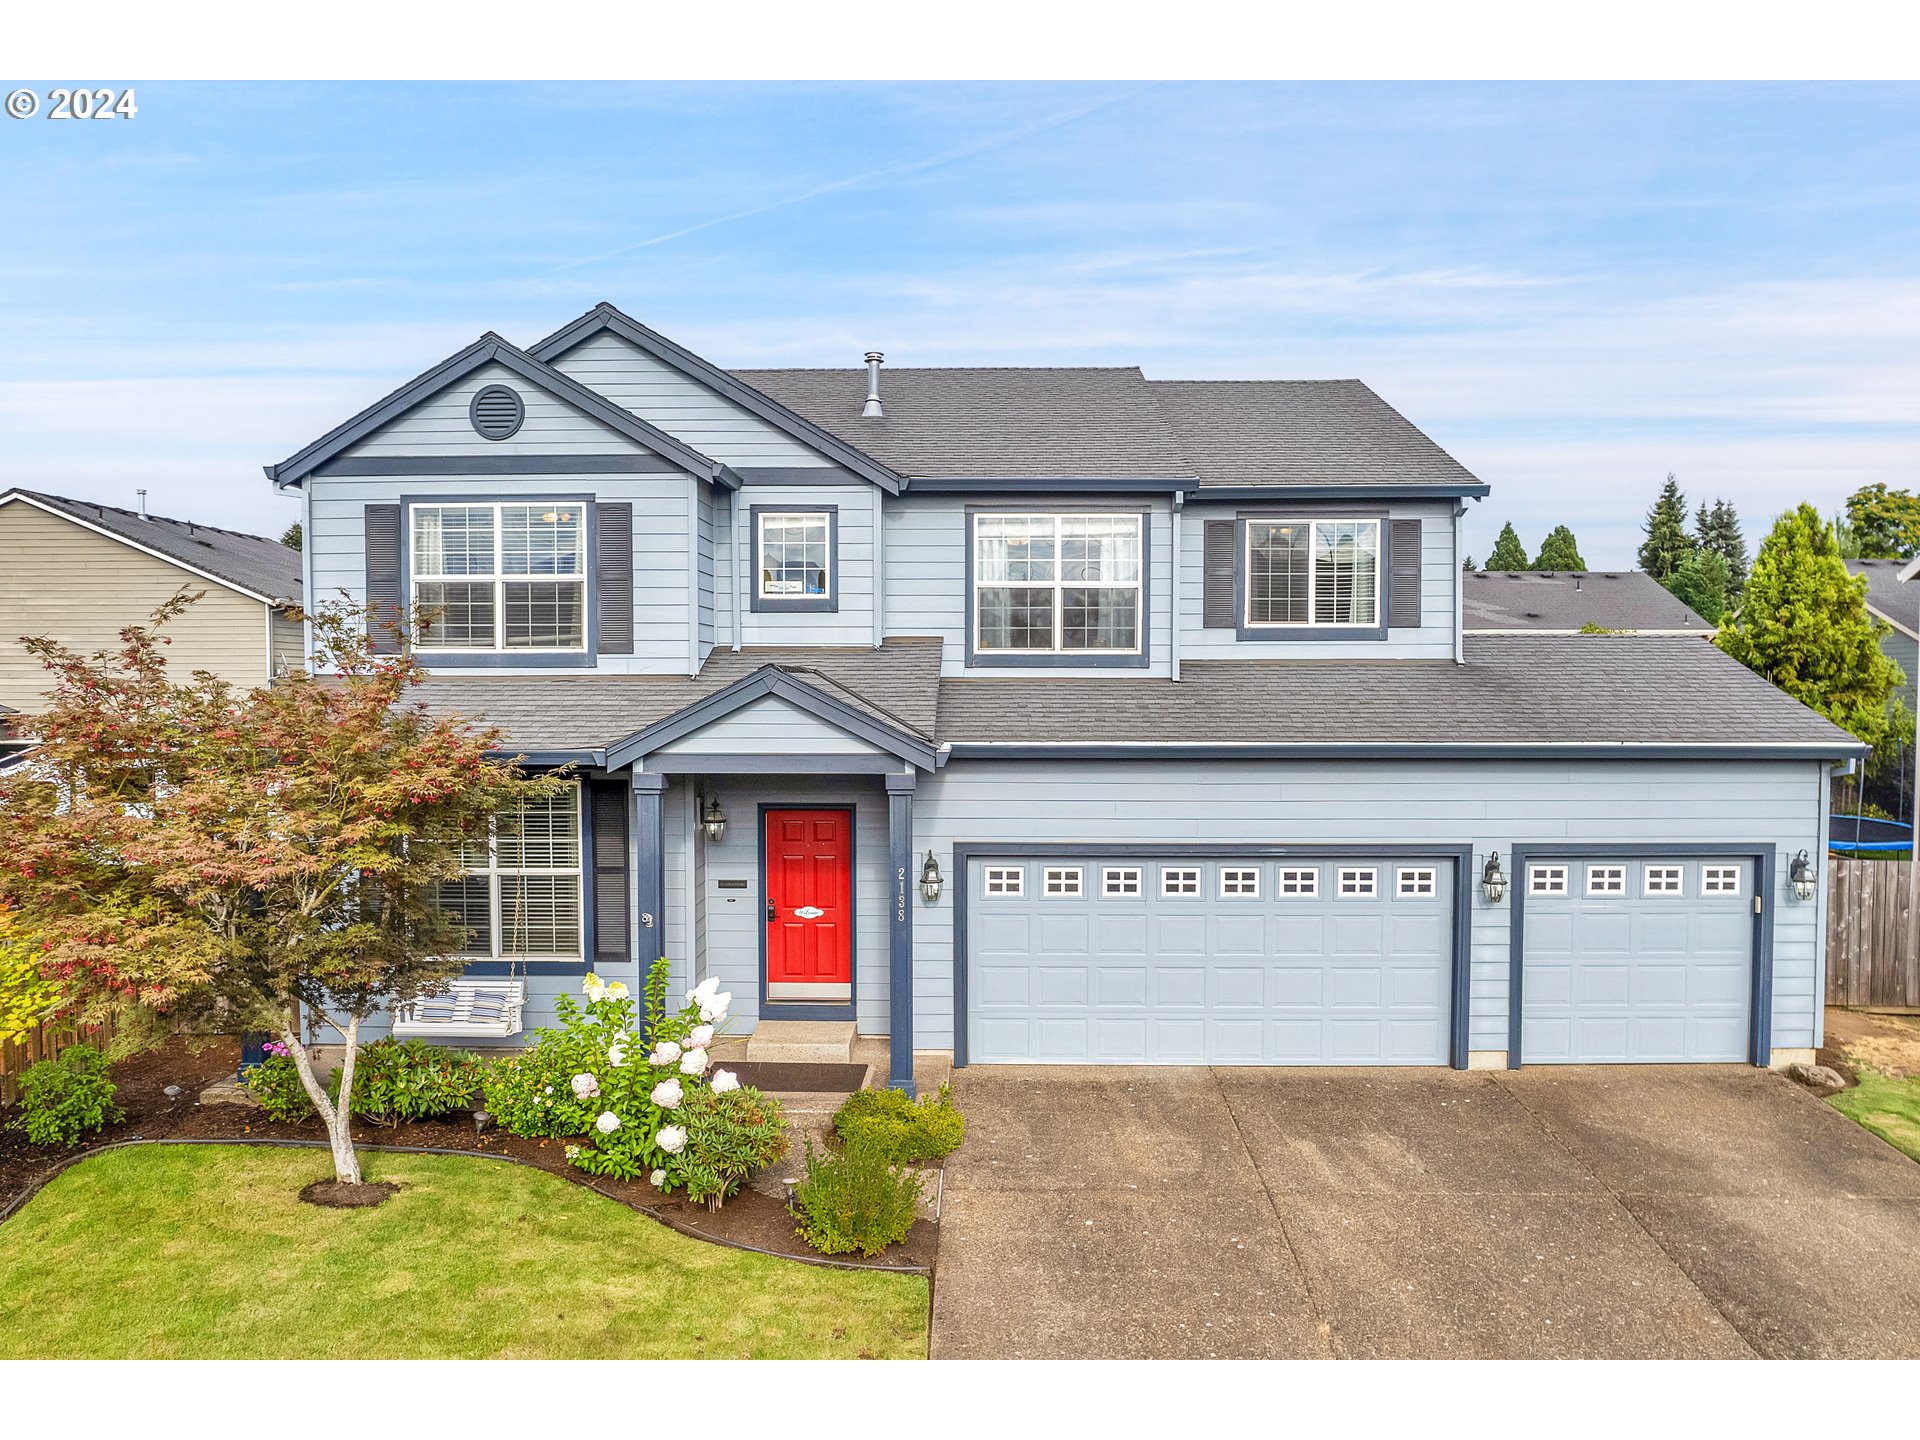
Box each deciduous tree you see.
[1717,505,1903,748]
[0,596,561,1187]
[1843,483,1920,560]
[1665,548,1731,625]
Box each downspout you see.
[1453,500,1466,665]
[687,486,701,677]
[732,488,745,653]
[873,486,886,651]
[1170,492,1184,682]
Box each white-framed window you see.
[1645,865,1684,896]
[1278,867,1319,896]
[1244,518,1381,629]
[1529,864,1569,896]
[1397,866,1437,898]
[972,512,1143,656]
[1337,867,1378,898]
[1703,865,1743,896]
[1220,867,1260,898]
[1101,866,1143,897]
[440,782,583,959]
[1161,866,1201,897]
[1043,866,1083,898]
[984,866,1024,896]
[1586,865,1627,896]
[756,510,832,601]
[411,502,586,652]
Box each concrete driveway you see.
[930,1065,1920,1358]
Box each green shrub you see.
[832,1083,965,1162]
[243,1049,315,1122]
[244,1038,482,1126]
[13,1044,123,1147]
[349,1038,485,1126]
[670,1084,788,1209]
[790,1137,924,1257]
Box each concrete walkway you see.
[930,1065,1920,1358]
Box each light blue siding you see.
[735,483,879,647]
[653,696,888,756]
[1879,627,1916,708]
[549,333,836,467]
[905,757,1828,1057]
[1177,499,1458,661]
[306,472,701,676]
[342,362,640,458]
[882,494,1176,677]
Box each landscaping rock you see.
[1786,1062,1847,1093]
[197,1076,259,1108]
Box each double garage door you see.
[967,855,1457,1065]
[964,851,1759,1067]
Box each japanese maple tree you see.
[0,595,562,1185]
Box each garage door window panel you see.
[1102,866,1143,897]
[1529,864,1569,896]
[1160,867,1200,897]
[1703,866,1742,895]
[1338,867,1378,898]
[1396,867,1437,897]
[984,866,1024,896]
[1645,865,1684,896]
[1220,867,1260,898]
[1278,867,1319,896]
[1043,867,1083,898]
[1586,865,1626,896]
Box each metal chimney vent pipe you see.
[862,351,884,418]
[137,489,148,520]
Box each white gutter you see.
[1452,500,1465,665]
[1170,492,1184,682]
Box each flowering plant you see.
[487,959,782,1199]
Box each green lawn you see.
[1829,1068,1920,1164]
[0,1145,927,1359]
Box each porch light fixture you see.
[701,794,727,844]
[1790,849,1816,902]
[1481,851,1508,904]
[919,850,944,904]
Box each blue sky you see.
[2,81,1916,565]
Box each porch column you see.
[886,772,917,1096]
[632,772,667,974]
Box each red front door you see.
[765,809,853,999]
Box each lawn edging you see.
[0,1134,933,1276]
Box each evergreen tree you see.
[1694,499,1748,597]
[1665,548,1730,625]
[280,521,302,551]
[1485,522,1530,570]
[1461,555,1477,572]
[1717,504,1903,748]
[1638,473,1694,579]
[1532,525,1586,571]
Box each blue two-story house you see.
[268,304,1858,1091]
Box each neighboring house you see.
[268,304,1859,1087]
[1465,570,1714,635]
[1846,558,1917,709]
[0,489,303,719]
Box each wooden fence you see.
[1827,856,1920,1010]
[0,1016,118,1107]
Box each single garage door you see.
[1520,857,1754,1063]
[967,855,1456,1064]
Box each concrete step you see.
[746,1020,857,1064]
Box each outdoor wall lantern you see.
[701,794,728,844]
[1790,849,1817,902]
[919,850,945,904]
[1481,851,1508,904]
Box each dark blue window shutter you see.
[589,778,630,965]
[1202,520,1237,630]
[597,502,634,655]
[1389,518,1422,629]
[363,503,402,653]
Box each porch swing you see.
[391,868,529,1039]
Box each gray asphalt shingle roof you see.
[3,489,301,603]
[1847,559,1918,634]
[1464,571,1713,633]
[730,368,1481,489]
[732,367,1195,480]
[933,635,1857,751]
[1146,379,1483,489]
[408,637,943,753]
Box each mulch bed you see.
[1,1037,938,1273]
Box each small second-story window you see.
[1244,518,1380,628]
[758,511,833,601]
[412,502,585,652]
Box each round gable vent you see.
[469,384,525,441]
